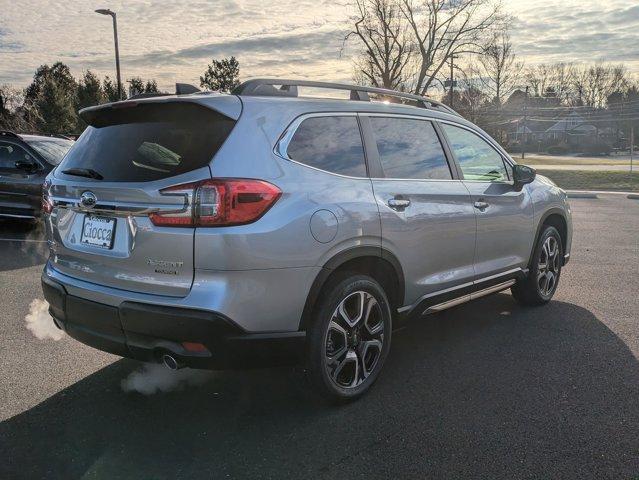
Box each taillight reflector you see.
[149,178,281,227]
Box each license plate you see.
[81,215,116,249]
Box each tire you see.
[512,225,563,306]
[307,274,392,402]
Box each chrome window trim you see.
[274,110,515,183]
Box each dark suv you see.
[0,131,74,220]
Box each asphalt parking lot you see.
[1,195,638,479]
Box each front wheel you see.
[512,225,563,306]
[307,275,392,402]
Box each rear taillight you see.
[149,178,281,227]
[42,182,53,214]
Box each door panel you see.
[372,179,476,306]
[439,123,534,278]
[463,181,534,277]
[0,141,45,217]
[363,115,476,308]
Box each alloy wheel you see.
[324,291,384,389]
[538,236,560,296]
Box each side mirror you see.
[15,159,38,173]
[513,164,536,190]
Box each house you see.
[543,112,586,141]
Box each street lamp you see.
[95,8,122,100]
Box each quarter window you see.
[370,117,451,180]
[442,124,509,182]
[286,116,367,177]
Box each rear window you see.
[59,102,235,181]
[286,116,367,177]
[25,138,74,166]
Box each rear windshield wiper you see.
[61,168,104,180]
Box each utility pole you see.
[448,54,458,109]
[522,85,529,161]
[631,125,634,175]
[96,9,123,100]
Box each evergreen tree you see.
[200,56,240,92]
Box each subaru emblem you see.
[80,191,97,209]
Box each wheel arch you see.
[530,208,568,266]
[298,246,405,331]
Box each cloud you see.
[0,27,24,52]
[509,0,639,66]
[1,0,638,91]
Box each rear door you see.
[0,140,46,217]
[364,115,476,308]
[439,122,534,279]
[47,100,238,297]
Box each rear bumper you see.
[42,273,306,369]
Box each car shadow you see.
[2,294,638,479]
[0,219,48,272]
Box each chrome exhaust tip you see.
[161,354,184,371]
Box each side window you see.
[370,117,451,180]
[441,124,509,182]
[0,142,30,171]
[286,116,367,177]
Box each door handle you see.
[388,198,411,211]
[474,200,489,211]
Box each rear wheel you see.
[307,275,392,402]
[512,225,563,306]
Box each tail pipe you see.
[161,353,185,371]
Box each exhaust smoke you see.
[121,363,214,395]
[25,299,64,341]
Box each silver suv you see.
[41,79,572,400]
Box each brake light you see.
[149,178,281,227]
[42,182,53,214]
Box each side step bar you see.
[422,279,516,315]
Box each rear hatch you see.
[46,98,239,297]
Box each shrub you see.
[583,142,611,156]
[547,144,568,155]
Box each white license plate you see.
[81,215,116,249]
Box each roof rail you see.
[232,79,458,115]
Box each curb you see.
[566,191,598,199]
[565,190,639,199]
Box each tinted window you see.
[59,103,235,182]
[370,117,451,179]
[286,116,366,177]
[442,124,509,181]
[0,142,33,170]
[25,138,73,166]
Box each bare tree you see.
[454,65,486,122]
[476,30,522,105]
[347,0,413,90]
[572,63,628,108]
[525,63,574,102]
[401,0,505,96]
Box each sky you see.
[1,0,639,92]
